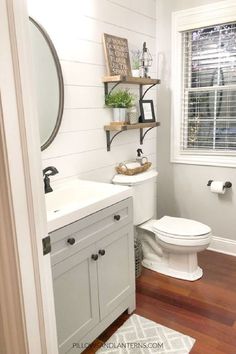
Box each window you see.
[171,1,236,167]
[182,23,236,152]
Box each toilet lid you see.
[153,216,211,238]
[112,170,158,186]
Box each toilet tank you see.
[112,170,158,225]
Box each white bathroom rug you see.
[96,314,195,354]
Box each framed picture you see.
[139,100,156,123]
[103,33,132,76]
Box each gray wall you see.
[156,0,236,240]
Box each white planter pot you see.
[112,108,127,122]
[132,69,140,77]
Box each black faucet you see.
[43,166,58,193]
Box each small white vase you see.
[132,69,140,77]
[112,108,127,123]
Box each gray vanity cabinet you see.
[97,226,133,320]
[52,244,100,353]
[50,198,135,354]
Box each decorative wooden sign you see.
[103,33,132,76]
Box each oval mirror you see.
[29,17,64,151]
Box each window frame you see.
[171,0,236,167]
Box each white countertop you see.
[45,179,133,232]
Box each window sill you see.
[171,153,236,168]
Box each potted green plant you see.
[105,89,136,123]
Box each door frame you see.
[0,0,58,352]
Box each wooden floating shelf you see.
[104,122,160,131]
[103,75,161,85]
[104,122,160,151]
[103,76,161,151]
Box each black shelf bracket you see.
[105,81,157,100]
[140,83,157,100]
[106,125,158,151]
[106,130,124,151]
[104,82,120,97]
[140,127,155,145]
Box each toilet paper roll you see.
[210,181,225,194]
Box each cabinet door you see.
[97,224,135,319]
[52,245,99,354]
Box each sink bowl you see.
[45,179,132,232]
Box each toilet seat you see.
[153,216,211,246]
[156,229,210,240]
[153,216,211,237]
[156,231,211,247]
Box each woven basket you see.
[116,162,152,176]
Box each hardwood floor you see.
[83,250,236,353]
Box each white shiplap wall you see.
[27,0,158,184]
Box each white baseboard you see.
[208,236,236,257]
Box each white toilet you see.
[112,170,212,281]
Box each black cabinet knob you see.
[114,214,121,221]
[67,237,75,245]
[99,249,105,256]
[91,254,98,261]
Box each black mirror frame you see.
[29,17,64,151]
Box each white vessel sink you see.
[45,179,132,232]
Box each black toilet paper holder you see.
[207,180,232,189]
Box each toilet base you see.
[142,259,203,281]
